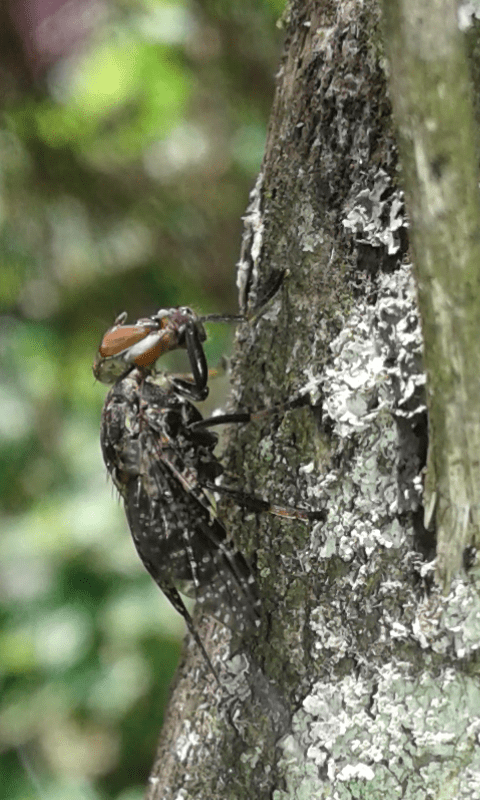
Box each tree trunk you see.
[381,0,480,588]
[147,1,480,798]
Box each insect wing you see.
[101,375,258,632]
[130,408,258,631]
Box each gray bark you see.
[382,0,480,588]
[147,1,480,798]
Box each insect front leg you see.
[170,320,209,401]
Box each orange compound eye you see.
[98,324,157,358]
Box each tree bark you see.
[147,1,480,798]
[381,0,480,589]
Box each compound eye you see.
[151,308,176,329]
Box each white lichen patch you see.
[274,262,480,796]
[458,0,480,30]
[175,720,200,762]
[275,667,480,799]
[302,264,425,572]
[342,169,405,255]
[321,263,425,440]
[237,172,265,314]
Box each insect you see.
[100,369,260,681]
[96,306,322,682]
[93,306,242,400]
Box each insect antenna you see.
[199,313,246,324]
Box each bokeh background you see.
[0,2,284,797]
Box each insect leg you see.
[188,394,311,431]
[203,482,326,522]
[170,321,209,401]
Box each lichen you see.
[237,172,265,315]
[458,1,480,30]
[276,665,480,799]
[302,263,425,558]
[272,261,480,796]
[342,169,405,257]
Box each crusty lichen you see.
[342,170,405,256]
[276,666,480,799]
[237,172,265,315]
[272,258,480,797]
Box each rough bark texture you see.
[382,0,480,588]
[147,1,480,798]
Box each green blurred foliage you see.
[0,0,284,797]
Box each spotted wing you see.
[101,374,259,631]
